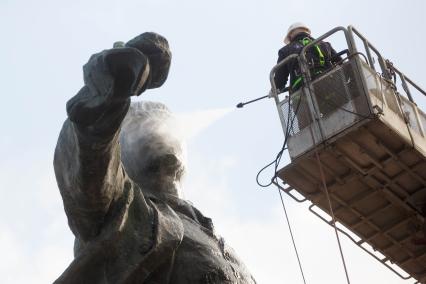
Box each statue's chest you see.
[169,214,253,284]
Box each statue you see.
[54,32,256,283]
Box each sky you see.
[1,0,426,283]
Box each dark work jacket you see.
[274,33,341,92]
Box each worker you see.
[274,23,342,130]
[274,22,342,93]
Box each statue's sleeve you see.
[54,48,151,241]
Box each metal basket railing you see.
[269,25,426,284]
[270,26,426,155]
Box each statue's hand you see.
[66,47,149,126]
[66,32,171,127]
[125,32,172,90]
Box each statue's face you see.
[120,123,185,191]
[132,131,184,178]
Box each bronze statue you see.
[54,32,256,283]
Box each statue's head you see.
[120,101,185,198]
[126,32,172,90]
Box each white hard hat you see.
[284,22,311,44]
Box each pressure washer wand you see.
[236,95,269,108]
[236,87,289,108]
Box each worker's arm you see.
[274,48,291,92]
[54,47,151,241]
[328,42,343,64]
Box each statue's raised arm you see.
[54,33,171,241]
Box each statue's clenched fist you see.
[66,32,171,126]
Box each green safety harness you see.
[292,37,325,89]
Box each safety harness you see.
[292,37,326,89]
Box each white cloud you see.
[0,160,74,284]
[0,227,22,281]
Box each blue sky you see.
[1,0,426,283]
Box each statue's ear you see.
[126,32,172,89]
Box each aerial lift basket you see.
[271,26,426,283]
